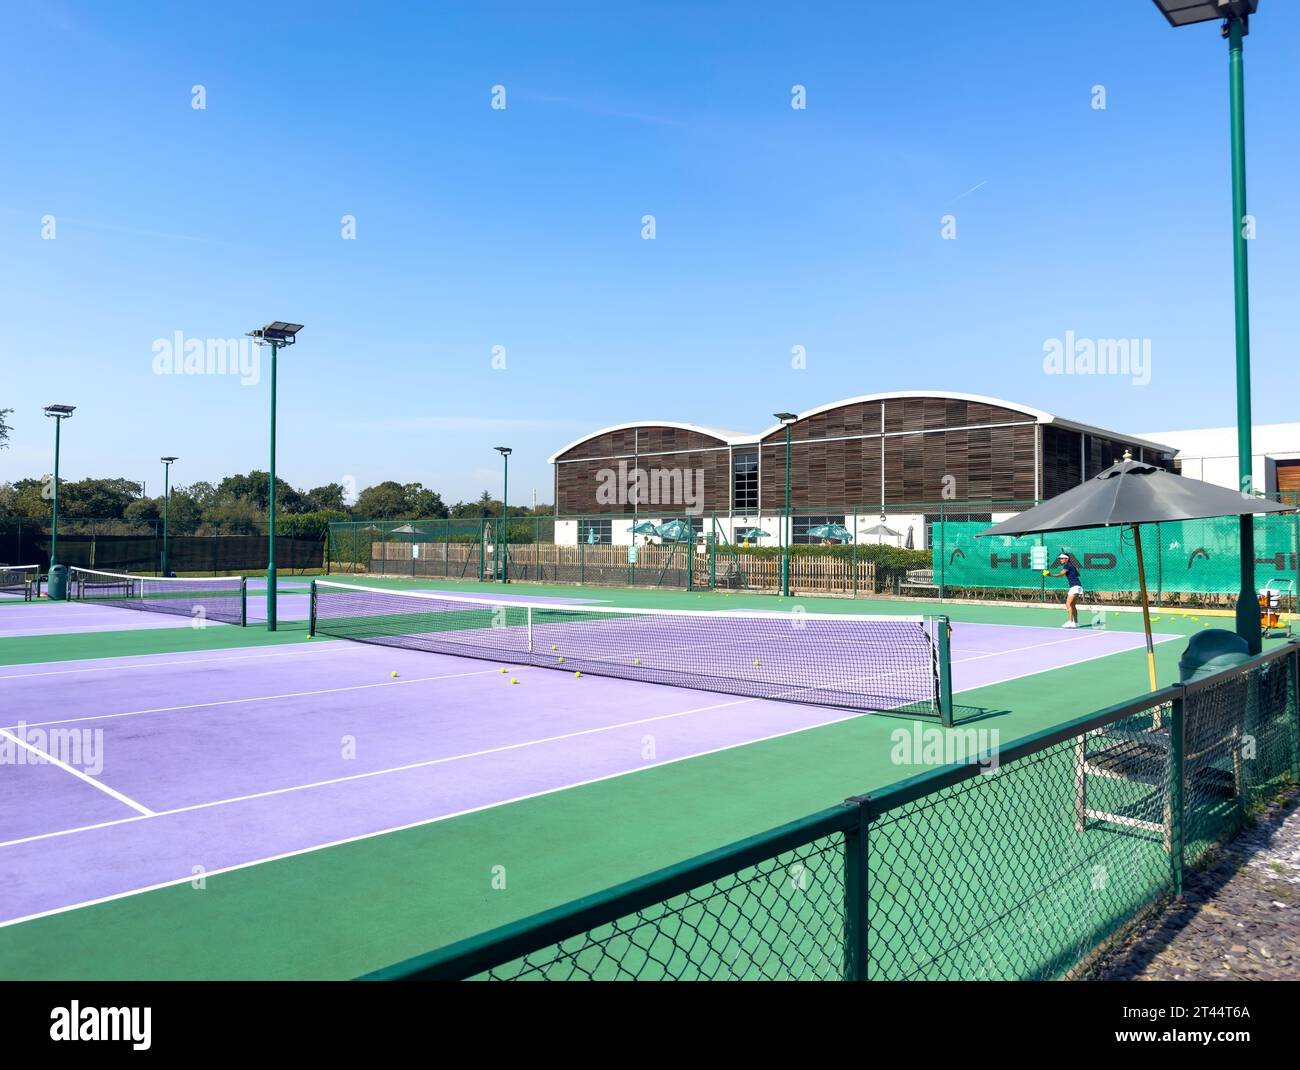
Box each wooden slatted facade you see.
[759,397,1041,508]
[550,396,1174,516]
[553,425,734,516]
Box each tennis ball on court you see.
[558,656,565,663]
[754,660,761,667]
[501,667,508,673]
[391,671,398,678]
[574,671,582,678]
[511,678,518,684]
[551,644,557,650]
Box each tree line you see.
[0,472,550,539]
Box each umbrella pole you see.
[1133,524,1157,692]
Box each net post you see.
[937,615,953,726]
[240,578,248,627]
[308,579,317,637]
[1168,691,1185,897]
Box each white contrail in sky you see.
[949,180,988,203]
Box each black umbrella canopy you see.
[977,456,1293,540]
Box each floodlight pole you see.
[268,341,279,630]
[1227,17,1261,653]
[773,414,798,598]
[245,322,302,630]
[495,447,511,583]
[161,457,176,576]
[51,416,63,570]
[783,424,792,597]
[43,405,74,577]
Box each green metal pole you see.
[937,616,954,727]
[501,453,509,583]
[1168,694,1185,897]
[842,804,868,980]
[1227,17,1260,655]
[852,512,858,598]
[267,342,279,631]
[783,424,792,598]
[161,461,171,576]
[938,503,945,600]
[50,416,62,575]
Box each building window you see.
[732,452,758,512]
[793,514,847,545]
[578,518,612,545]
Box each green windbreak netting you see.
[935,514,1300,594]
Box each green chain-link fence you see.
[327,499,1299,604]
[361,642,1299,981]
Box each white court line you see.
[0,624,1183,928]
[0,642,340,682]
[0,728,154,817]
[0,693,863,929]
[949,630,1181,694]
[0,632,1164,851]
[0,692,762,851]
[3,662,524,733]
[952,628,1138,664]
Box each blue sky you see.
[1,0,1297,505]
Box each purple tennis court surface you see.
[0,585,601,638]
[0,620,1173,926]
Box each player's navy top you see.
[1061,561,1082,588]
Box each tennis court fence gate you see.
[360,641,1300,980]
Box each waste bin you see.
[1178,628,1250,684]
[46,563,69,601]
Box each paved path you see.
[1092,787,1300,980]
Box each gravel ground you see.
[1091,787,1300,980]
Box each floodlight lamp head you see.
[44,404,76,418]
[494,446,513,456]
[161,455,178,463]
[1151,0,1256,34]
[246,321,304,347]
[774,411,798,425]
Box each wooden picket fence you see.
[729,553,877,595]
[363,540,878,595]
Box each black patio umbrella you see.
[978,452,1294,690]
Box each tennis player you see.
[1045,551,1083,628]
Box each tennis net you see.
[310,580,951,719]
[69,567,248,626]
[0,565,39,600]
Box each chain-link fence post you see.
[1168,692,1185,897]
[842,801,868,981]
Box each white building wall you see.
[555,519,578,545]
[1139,422,1300,493]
